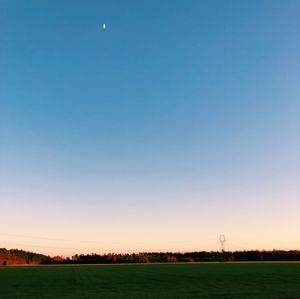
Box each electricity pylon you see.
[219,234,226,252]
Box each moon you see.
[102,24,106,29]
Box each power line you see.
[1,240,219,254]
[0,232,216,245]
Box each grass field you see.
[1,263,300,298]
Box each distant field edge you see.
[2,261,300,267]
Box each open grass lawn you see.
[1,263,300,298]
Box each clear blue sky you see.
[1,0,299,255]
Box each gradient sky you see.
[1,0,300,256]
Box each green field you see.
[1,263,300,298]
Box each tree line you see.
[48,250,300,264]
[2,248,300,265]
[0,248,51,265]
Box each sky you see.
[1,0,300,256]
